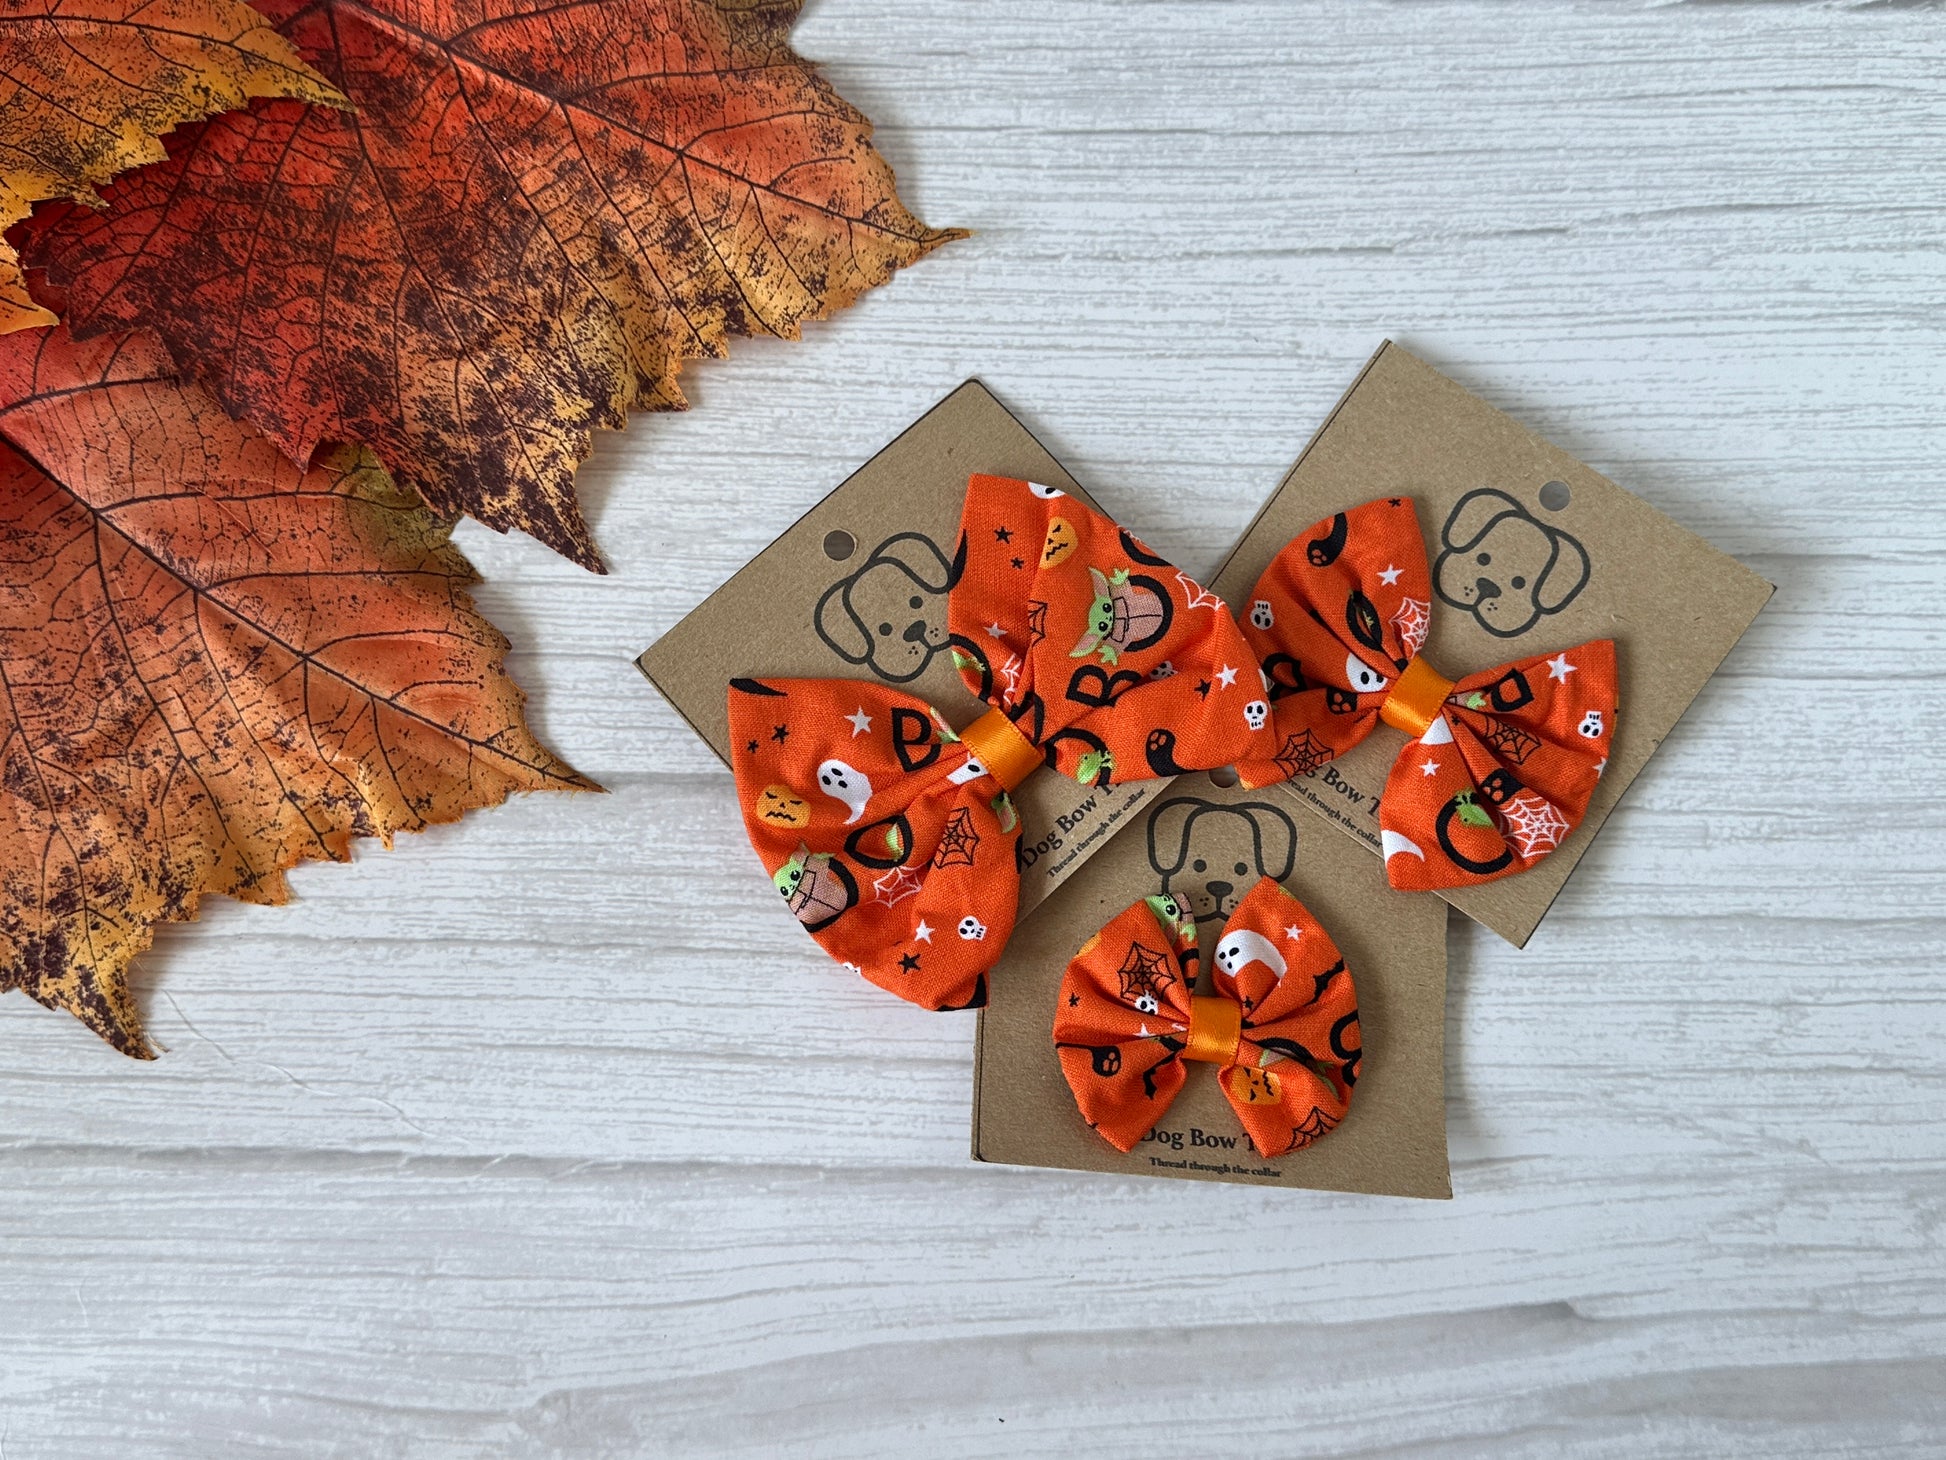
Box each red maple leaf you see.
[20,0,963,570]
[0,324,592,1055]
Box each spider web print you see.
[872,866,924,907]
[1484,720,1541,764]
[1391,597,1431,659]
[1025,601,1048,644]
[1274,729,1334,779]
[1496,791,1570,858]
[1116,942,1176,1004]
[1287,1106,1340,1150]
[999,651,1024,699]
[1174,572,1223,614]
[931,808,981,869]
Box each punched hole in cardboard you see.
[1539,480,1571,512]
[823,529,856,561]
[1208,765,1240,789]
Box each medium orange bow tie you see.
[1232,497,1618,891]
[1055,877,1360,1158]
[731,474,1275,1010]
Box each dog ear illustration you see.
[1441,488,1525,552]
[1239,800,1297,882]
[876,532,959,591]
[812,576,873,665]
[1144,796,1206,881]
[1535,527,1591,614]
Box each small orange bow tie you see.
[731,474,1275,1010]
[1055,877,1360,1158]
[1232,497,1618,891]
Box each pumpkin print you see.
[754,783,811,829]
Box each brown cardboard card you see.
[972,772,1450,1198]
[1209,343,1775,947]
[636,381,1167,915]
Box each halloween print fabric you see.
[1054,877,1360,1157]
[731,677,1019,1010]
[1233,497,1618,892]
[730,474,1273,1010]
[948,474,1276,784]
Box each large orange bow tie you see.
[1055,877,1360,1158]
[731,474,1274,1010]
[1232,497,1618,891]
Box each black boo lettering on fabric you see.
[891,707,941,772]
[1066,664,1144,708]
[845,812,914,869]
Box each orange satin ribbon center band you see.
[960,706,1042,792]
[1184,995,1242,1066]
[1379,655,1456,739]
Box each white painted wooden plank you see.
[2,1158,1945,1456]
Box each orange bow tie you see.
[1055,877,1360,1158]
[1232,497,1618,891]
[731,474,1275,1010]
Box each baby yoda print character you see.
[773,842,854,929]
[1075,748,1115,785]
[1143,892,1197,947]
[1069,567,1165,666]
[1452,789,1495,829]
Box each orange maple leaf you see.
[21,0,966,570]
[0,325,596,1057]
[0,0,345,332]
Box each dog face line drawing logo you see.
[1144,796,1298,927]
[1431,488,1590,640]
[813,531,963,683]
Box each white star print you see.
[1420,758,1440,777]
[845,707,872,737]
[1284,924,1304,942]
[914,920,934,944]
[1378,564,1402,586]
[1216,664,1239,689]
[1546,653,1576,682]
[986,622,1006,638]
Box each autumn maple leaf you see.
[20,0,965,570]
[0,0,345,332]
[0,324,595,1057]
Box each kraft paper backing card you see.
[971,771,1451,1198]
[1209,343,1775,947]
[637,381,1171,916]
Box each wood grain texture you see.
[3,0,1944,1453]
